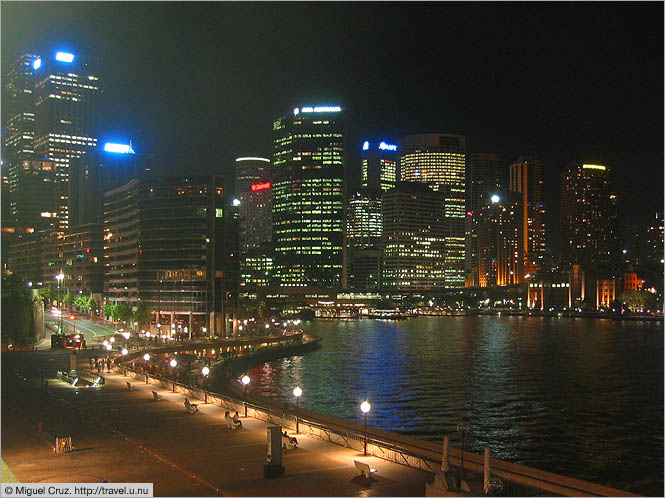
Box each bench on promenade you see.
[126,382,134,391]
[354,460,377,479]
[185,400,198,414]
[152,391,162,401]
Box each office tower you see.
[32,50,101,230]
[621,224,643,268]
[235,156,273,301]
[272,106,345,290]
[69,142,152,227]
[382,182,446,291]
[7,159,59,230]
[560,163,619,267]
[3,53,39,166]
[346,190,382,291]
[103,175,239,336]
[361,140,398,191]
[235,157,272,251]
[510,157,546,275]
[399,134,466,287]
[466,152,507,286]
[476,192,524,287]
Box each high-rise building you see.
[476,192,524,287]
[560,163,619,267]
[466,152,507,286]
[235,156,273,302]
[32,50,101,230]
[360,140,398,191]
[3,52,39,166]
[7,158,58,230]
[382,182,446,291]
[69,142,152,227]
[272,105,345,290]
[103,175,239,336]
[510,157,546,275]
[399,134,466,287]
[235,157,272,251]
[346,190,383,291]
[645,210,664,266]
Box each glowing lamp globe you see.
[361,401,371,414]
[293,386,302,398]
[143,353,150,361]
[121,348,128,355]
[202,366,210,376]
[170,359,177,368]
[241,375,250,386]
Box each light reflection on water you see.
[245,316,663,495]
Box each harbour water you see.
[246,316,663,495]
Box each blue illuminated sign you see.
[33,58,42,70]
[362,141,370,151]
[104,142,135,154]
[378,142,397,151]
[300,106,341,113]
[55,52,75,63]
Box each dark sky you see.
[2,2,663,231]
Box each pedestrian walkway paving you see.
[3,359,431,496]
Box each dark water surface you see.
[245,316,663,495]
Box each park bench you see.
[184,400,198,414]
[126,382,134,391]
[354,460,377,479]
[151,391,162,401]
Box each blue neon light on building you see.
[33,58,42,70]
[362,141,370,151]
[55,52,75,63]
[378,142,397,151]
[104,143,135,154]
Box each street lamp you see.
[55,273,65,334]
[293,386,302,433]
[143,353,150,361]
[201,366,210,376]
[170,359,177,368]
[361,400,371,455]
[241,374,250,417]
[121,348,128,355]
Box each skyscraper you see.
[272,106,345,291]
[509,157,546,275]
[399,134,466,287]
[466,152,506,286]
[476,192,524,287]
[32,50,101,230]
[360,140,398,191]
[346,190,382,291]
[8,158,58,230]
[560,163,619,267]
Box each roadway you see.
[44,313,116,348]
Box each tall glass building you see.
[32,50,100,230]
[360,140,397,192]
[272,106,345,290]
[399,134,466,288]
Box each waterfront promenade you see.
[2,352,431,496]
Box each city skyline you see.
[1,2,662,233]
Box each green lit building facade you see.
[272,106,345,291]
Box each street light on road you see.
[361,400,371,455]
[293,386,302,433]
[241,374,250,417]
[55,273,65,333]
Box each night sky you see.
[2,2,663,231]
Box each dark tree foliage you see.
[1,274,35,344]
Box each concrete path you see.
[2,355,431,496]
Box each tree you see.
[1,274,36,344]
[87,297,97,317]
[132,301,151,328]
[103,302,116,320]
[74,294,90,312]
[619,291,657,312]
[63,291,73,307]
[116,302,133,323]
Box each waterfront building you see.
[32,50,101,230]
[623,272,644,292]
[510,157,546,275]
[361,140,398,191]
[235,156,273,303]
[346,189,383,291]
[466,152,507,286]
[560,163,619,267]
[596,278,620,309]
[399,134,466,287]
[69,143,152,227]
[476,192,524,287]
[103,175,239,336]
[382,182,446,291]
[272,106,345,291]
[527,274,571,310]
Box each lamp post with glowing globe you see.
[361,400,371,455]
[293,386,302,433]
[241,374,250,417]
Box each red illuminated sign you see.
[250,182,271,191]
